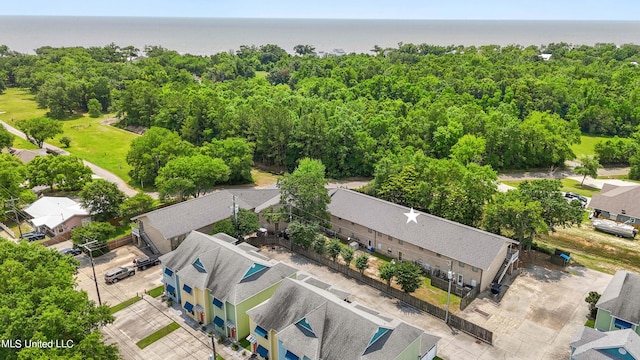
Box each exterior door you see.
[398,251,403,261]
[457,274,464,286]
[199,311,204,323]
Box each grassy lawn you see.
[536,224,640,275]
[146,285,165,298]
[48,115,137,184]
[251,168,280,187]
[11,136,39,150]
[500,179,600,197]
[571,134,612,157]
[598,174,640,184]
[585,318,595,328]
[106,224,132,242]
[559,178,601,197]
[136,321,180,349]
[239,338,251,350]
[413,278,462,312]
[0,88,47,122]
[110,296,142,314]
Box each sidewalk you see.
[103,294,249,360]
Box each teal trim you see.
[295,318,316,337]
[193,258,206,273]
[367,327,389,348]
[242,263,268,281]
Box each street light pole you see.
[79,240,102,306]
[445,260,454,324]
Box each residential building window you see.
[388,235,393,241]
[164,267,174,277]
[377,231,382,236]
[398,240,404,245]
[377,243,382,250]
[472,266,478,272]
[419,246,424,252]
[254,325,268,339]
[459,261,465,268]
[338,228,341,233]
[436,253,441,257]
[388,247,392,253]
[368,228,372,233]
[183,284,192,294]
[213,297,223,308]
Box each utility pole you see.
[445,260,454,324]
[209,332,218,360]
[79,240,102,306]
[5,197,23,237]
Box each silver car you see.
[104,266,135,284]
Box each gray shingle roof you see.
[596,270,640,325]
[327,189,515,270]
[590,184,640,219]
[132,189,279,239]
[159,231,297,305]
[570,327,640,360]
[247,278,438,360]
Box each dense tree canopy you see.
[278,158,330,224]
[4,42,640,182]
[0,125,13,149]
[155,154,230,201]
[79,179,126,221]
[26,155,93,191]
[0,240,118,360]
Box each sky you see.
[1,0,639,20]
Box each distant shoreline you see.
[1,16,639,55]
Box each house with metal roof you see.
[590,184,640,228]
[23,196,90,236]
[132,188,280,254]
[326,189,518,292]
[246,277,440,360]
[595,270,640,335]
[158,231,297,341]
[570,327,640,360]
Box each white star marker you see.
[404,208,420,224]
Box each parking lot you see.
[259,246,613,360]
[50,241,163,306]
[52,241,248,360]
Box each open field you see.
[598,174,640,183]
[571,134,612,157]
[48,116,137,183]
[537,223,640,275]
[0,88,47,122]
[250,168,280,187]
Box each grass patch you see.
[110,296,142,314]
[146,285,165,298]
[255,71,268,79]
[368,251,393,263]
[598,174,640,184]
[412,278,462,311]
[10,136,40,150]
[559,178,600,197]
[500,180,524,187]
[106,224,132,242]
[571,134,612,157]
[585,318,595,328]
[0,88,47,123]
[239,338,251,350]
[251,168,280,187]
[48,115,137,184]
[136,322,180,349]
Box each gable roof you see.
[247,277,438,360]
[24,197,89,229]
[570,327,640,360]
[596,270,640,325]
[590,184,640,219]
[132,189,279,240]
[327,189,515,270]
[159,231,296,305]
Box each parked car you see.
[104,266,135,284]
[133,256,160,270]
[20,232,46,241]
[60,248,82,256]
[564,192,588,207]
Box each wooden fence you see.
[42,232,71,246]
[248,237,493,345]
[107,234,134,250]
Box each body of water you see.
[1,16,640,55]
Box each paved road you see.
[0,119,142,197]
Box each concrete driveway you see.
[73,244,163,306]
[258,246,613,360]
[458,265,612,359]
